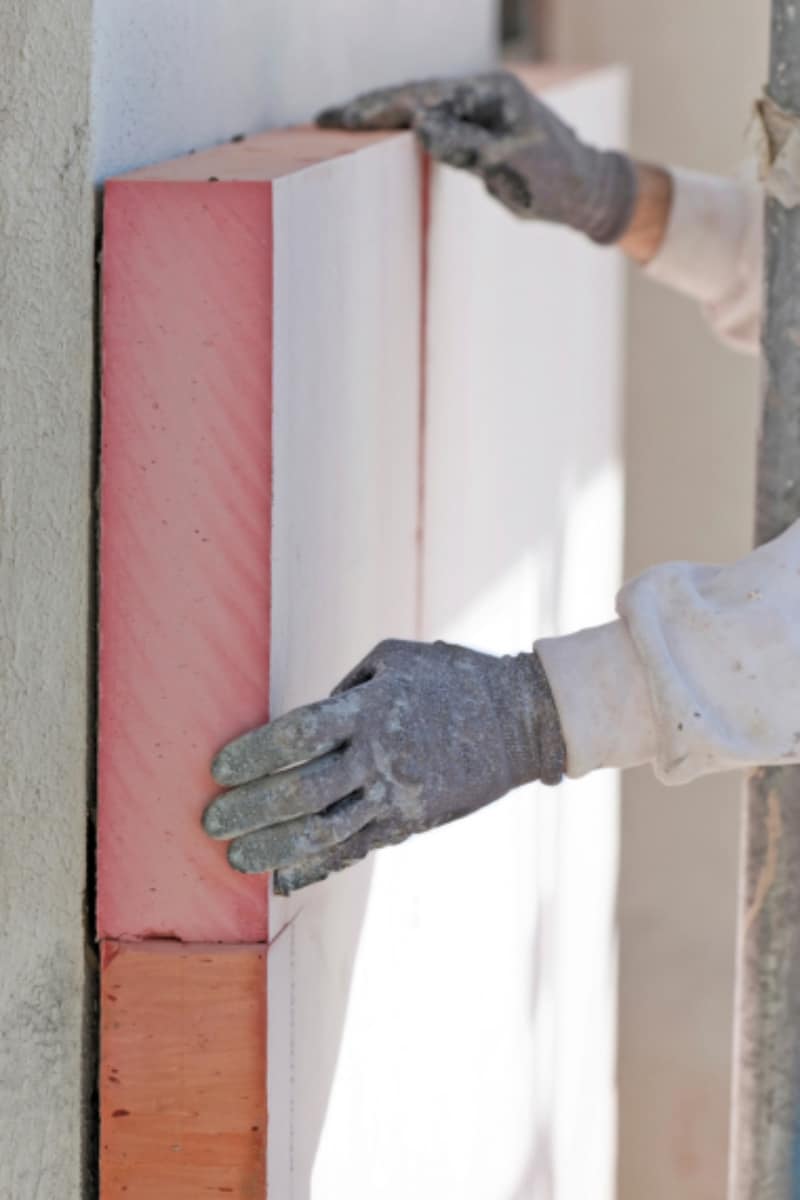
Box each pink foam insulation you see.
[98,128,401,943]
[98,179,273,942]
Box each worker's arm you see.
[205,518,800,892]
[641,168,762,353]
[538,517,800,784]
[319,71,763,354]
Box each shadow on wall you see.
[279,459,622,1199]
[271,856,378,1189]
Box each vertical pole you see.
[730,5,800,1198]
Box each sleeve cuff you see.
[644,167,759,306]
[535,619,657,778]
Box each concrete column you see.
[0,2,96,1196]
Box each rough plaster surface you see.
[549,6,767,1198]
[0,1,95,1196]
[91,0,498,180]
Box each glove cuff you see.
[535,619,658,777]
[530,652,568,785]
[491,652,567,789]
[584,150,639,245]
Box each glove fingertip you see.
[201,801,229,839]
[273,861,330,895]
[227,838,267,875]
[413,113,487,170]
[316,105,349,129]
[210,750,238,786]
[272,869,292,897]
[211,737,269,786]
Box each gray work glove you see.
[317,70,638,243]
[203,639,566,894]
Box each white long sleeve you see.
[536,519,800,785]
[644,167,763,354]
[532,166,782,784]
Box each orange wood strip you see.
[100,941,266,1198]
[98,178,273,942]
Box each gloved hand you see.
[318,70,638,243]
[203,639,566,894]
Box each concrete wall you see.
[0,3,96,1197]
[548,5,768,1198]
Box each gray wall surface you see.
[0,2,96,1196]
[548,4,768,1198]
